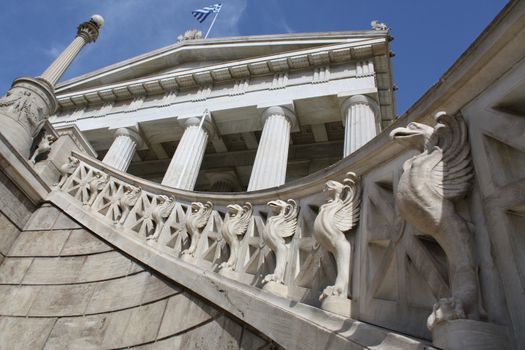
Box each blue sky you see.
[0,0,508,115]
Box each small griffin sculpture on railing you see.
[182,201,213,258]
[390,111,477,331]
[56,156,79,187]
[219,202,253,271]
[86,172,109,206]
[261,199,298,285]
[314,172,361,301]
[148,195,176,242]
[117,185,141,225]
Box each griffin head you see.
[324,180,345,202]
[390,121,435,151]
[191,201,212,214]
[158,195,172,204]
[227,204,244,217]
[227,202,251,217]
[267,200,288,215]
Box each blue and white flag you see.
[192,4,222,23]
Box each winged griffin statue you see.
[147,195,176,242]
[219,202,253,271]
[117,185,142,225]
[390,112,478,330]
[181,201,213,258]
[56,156,79,187]
[261,199,298,285]
[86,172,109,206]
[313,172,361,300]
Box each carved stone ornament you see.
[56,156,80,187]
[261,199,298,285]
[371,20,389,31]
[182,201,213,257]
[219,202,253,271]
[117,185,142,225]
[390,112,477,331]
[0,78,56,158]
[30,133,56,164]
[86,172,109,206]
[177,29,203,42]
[313,172,361,300]
[147,195,176,242]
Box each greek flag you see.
[192,4,222,23]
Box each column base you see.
[431,319,510,350]
[320,296,352,318]
[262,281,288,298]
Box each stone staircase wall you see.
[0,201,275,350]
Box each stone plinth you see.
[320,296,351,318]
[431,319,510,350]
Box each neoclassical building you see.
[0,1,524,349]
[50,28,395,191]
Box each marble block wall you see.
[0,201,276,350]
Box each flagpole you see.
[204,8,220,39]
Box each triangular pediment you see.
[56,30,390,96]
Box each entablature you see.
[53,38,394,120]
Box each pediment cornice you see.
[55,37,390,109]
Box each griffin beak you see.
[390,122,428,149]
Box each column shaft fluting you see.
[102,134,137,171]
[248,107,295,191]
[39,19,100,86]
[40,37,86,86]
[342,95,378,156]
[162,119,211,190]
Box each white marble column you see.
[248,106,296,191]
[162,117,214,190]
[39,15,104,86]
[102,128,142,171]
[341,95,379,156]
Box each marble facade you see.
[0,2,524,349]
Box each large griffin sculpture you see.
[117,185,142,225]
[390,112,477,330]
[219,202,253,271]
[313,172,361,300]
[182,201,213,257]
[56,156,80,187]
[261,199,298,285]
[147,195,176,242]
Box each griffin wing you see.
[234,203,252,236]
[429,113,474,200]
[195,201,213,228]
[334,173,361,232]
[160,197,176,218]
[276,199,298,238]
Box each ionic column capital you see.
[340,95,379,116]
[261,106,297,128]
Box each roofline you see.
[56,30,389,89]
